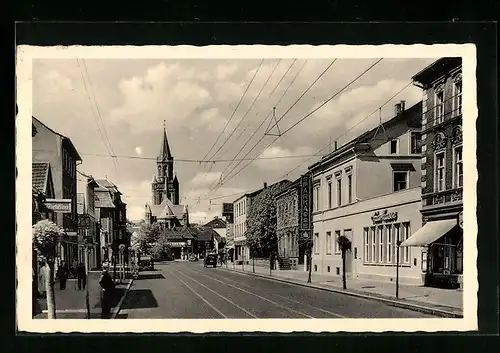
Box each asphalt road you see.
[119,261,436,319]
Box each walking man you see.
[57,261,68,290]
[99,268,115,319]
[77,262,86,290]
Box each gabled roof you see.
[32,116,82,161]
[95,178,122,195]
[163,228,195,240]
[412,57,462,87]
[203,217,227,229]
[94,189,115,208]
[188,227,216,242]
[32,162,51,194]
[147,198,186,220]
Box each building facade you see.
[76,176,100,269]
[402,58,463,289]
[32,117,82,264]
[309,102,425,285]
[222,203,234,259]
[145,124,189,228]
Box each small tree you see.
[32,219,64,319]
[337,235,352,290]
[150,235,172,261]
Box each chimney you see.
[395,100,406,116]
[334,141,338,150]
[263,182,268,189]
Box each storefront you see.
[401,212,463,289]
[312,187,424,285]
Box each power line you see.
[201,59,265,163]
[210,58,384,196]
[208,58,340,197]
[209,60,308,193]
[208,59,282,162]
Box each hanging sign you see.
[44,199,72,213]
[78,214,91,229]
[300,173,312,235]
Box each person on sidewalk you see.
[57,261,69,290]
[77,262,86,290]
[99,268,115,319]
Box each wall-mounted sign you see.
[166,242,186,248]
[300,174,312,232]
[371,210,398,224]
[187,239,192,246]
[44,199,72,213]
[78,214,91,229]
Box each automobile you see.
[203,254,217,268]
[138,255,154,271]
[188,254,198,262]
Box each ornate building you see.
[145,123,189,228]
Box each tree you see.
[137,223,161,255]
[150,235,172,261]
[32,219,65,319]
[337,235,352,290]
[245,181,291,266]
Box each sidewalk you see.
[34,271,133,319]
[222,262,463,317]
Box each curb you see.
[111,278,135,319]
[220,268,463,318]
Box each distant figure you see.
[99,268,115,319]
[71,258,78,278]
[77,262,86,290]
[57,261,68,290]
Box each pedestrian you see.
[99,268,115,319]
[77,262,86,290]
[57,261,68,290]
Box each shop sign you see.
[166,242,186,247]
[44,199,72,213]
[371,209,398,224]
[300,174,312,231]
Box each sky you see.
[32,57,437,223]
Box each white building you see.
[76,176,100,269]
[309,102,426,285]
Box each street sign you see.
[44,199,72,213]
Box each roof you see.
[146,198,186,220]
[94,189,115,208]
[309,101,422,171]
[157,126,172,161]
[95,178,122,195]
[412,58,462,87]
[32,162,51,194]
[188,227,216,242]
[163,228,195,240]
[203,217,227,229]
[275,176,301,199]
[32,116,82,161]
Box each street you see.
[118,261,436,319]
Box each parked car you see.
[203,254,217,268]
[189,254,198,262]
[138,255,154,271]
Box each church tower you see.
[151,121,180,205]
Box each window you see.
[327,179,332,208]
[336,175,342,207]
[378,226,384,263]
[390,139,399,154]
[454,78,462,116]
[435,152,446,192]
[314,233,319,254]
[403,223,411,264]
[326,231,332,254]
[363,227,370,262]
[393,171,408,192]
[347,173,353,204]
[394,223,402,262]
[334,230,341,254]
[435,90,444,124]
[386,225,393,264]
[371,226,376,263]
[411,131,422,154]
[454,146,463,188]
[313,185,320,211]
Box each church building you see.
[144,123,189,228]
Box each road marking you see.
[200,270,347,318]
[166,268,228,319]
[173,269,258,318]
[182,266,314,318]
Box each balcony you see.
[422,188,463,210]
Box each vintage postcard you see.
[16,44,477,333]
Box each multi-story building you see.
[402,58,463,289]
[232,185,267,263]
[203,216,227,247]
[76,176,100,269]
[309,101,425,285]
[275,174,312,270]
[32,116,82,264]
[222,203,234,259]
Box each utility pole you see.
[396,239,401,299]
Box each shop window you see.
[363,227,369,263]
[393,171,408,192]
[403,222,411,264]
[454,145,463,188]
[370,226,376,263]
[386,225,393,264]
[378,226,384,264]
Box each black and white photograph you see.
[16,44,477,333]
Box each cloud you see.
[189,171,223,188]
[255,145,317,172]
[215,63,239,81]
[135,146,143,155]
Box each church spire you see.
[158,120,172,161]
